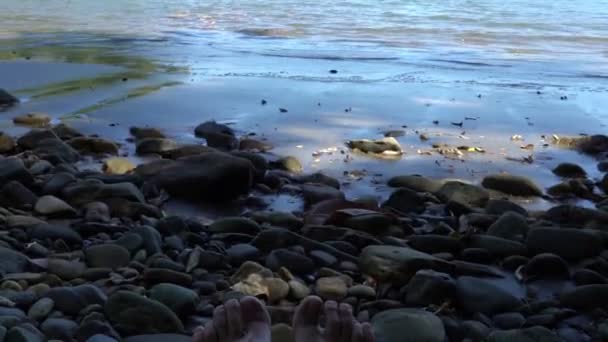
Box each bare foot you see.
[293,296,375,342]
[193,296,271,342]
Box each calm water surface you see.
[2,0,608,86]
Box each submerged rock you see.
[135,138,178,155]
[270,156,303,173]
[482,174,543,197]
[437,181,490,207]
[130,126,165,140]
[346,137,403,156]
[0,88,19,107]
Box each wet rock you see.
[44,285,107,315]
[0,88,18,107]
[346,137,403,156]
[372,308,445,342]
[135,138,178,155]
[48,258,86,280]
[572,269,608,285]
[315,277,348,300]
[522,253,570,280]
[560,284,608,310]
[41,318,78,340]
[387,175,444,193]
[271,156,303,173]
[359,245,454,284]
[455,276,522,315]
[487,212,529,241]
[576,134,608,155]
[468,235,527,257]
[68,137,119,155]
[143,268,192,287]
[482,174,543,197]
[209,217,261,235]
[123,334,190,342]
[27,298,54,321]
[382,188,429,213]
[406,269,456,306]
[28,223,83,244]
[266,249,315,274]
[437,181,490,207]
[1,180,38,209]
[84,202,111,223]
[271,323,294,342]
[34,195,76,216]
[239,138,273,152]
[347,284,376,298]
[132,226,162,255]
[62,180,144,206]
[52,123,82,140]
[103,158,135,175]
[297,173,340,189]
[13,112,51,127]
[194,121,237,150]
[85,244,130,269]
[149,283,198,318]
[526,227,603,260]
[41,172,76,195]
[105,291,184,334]
[227,244,260,266]
[0,132,16,153]
[34,136,81,163]
[130,127,165,140]
[300,183,345,206]
[486,326,562,342]
[334,210,392,235]
[546,204,608,225]
[409,235,463,255]
[6,325,45,342]
[552,163,586,178]
[160,144,216,159]
[462,320,490,341]
[601,173,608,194]
[0,158,34,186]
[493,312,526,329]
[0,247,30,274]
[137,152,254,201]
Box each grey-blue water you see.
[2,0,608,88]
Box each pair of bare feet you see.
[192,296,375,342]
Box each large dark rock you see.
[382,188,429,213]
[387,175,444,193]
[372,309,445,342]
[44,285,107,315]
[482,174,543,197]
[406,270,456,306]
[62,181,144,206]
[437,181,489,207]
[148,283,198,318]
[455,276,522,315]
[0,247,29,275]
[526,227,603,260]
[32,135,81,164]
[194,121,237,150]
[560,285,608,310]
[266,249,315,274]
[0,88,18,107]
[85,244,130,269]
[28,224,83,245]
[552,163,586,178]
[0,158,34,186]
[136,152,254,201]
[359,245,454,284]
[105,291,184,335]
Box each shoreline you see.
[1,55,608,341]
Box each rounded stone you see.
[315,277,348,301]
[85,244,131,269]
[28,298,55,321]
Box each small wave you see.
[237,28,303,39]
[429,58,512,68]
